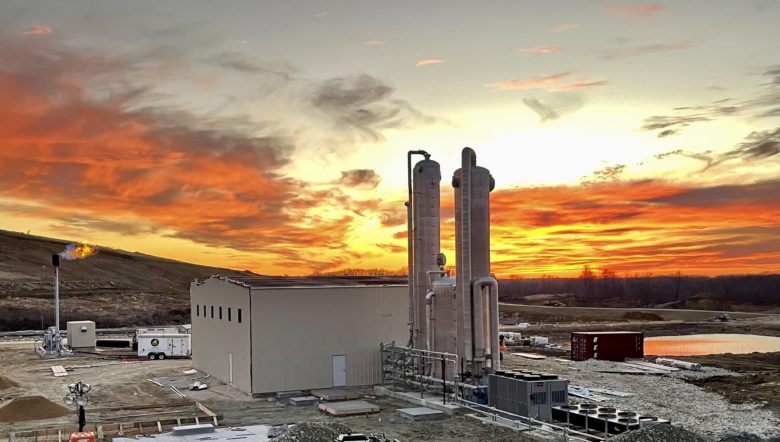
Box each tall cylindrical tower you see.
[453,147,498,375]
[412,159,441,349]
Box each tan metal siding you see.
[251,286,407,394]
[190,279,252,394]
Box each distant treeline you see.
[498,270,780,306]
[311,267,780,306]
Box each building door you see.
[332,355,346,387]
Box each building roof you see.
[208,274,408,289]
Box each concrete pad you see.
[311,388,360,401]
[318,400,380,416]
[151,377,192,389]
[288,395,319,406]
[398,407,447,421]
[276,390,304,400]
[374,386,460,415]
[115,424,271,442]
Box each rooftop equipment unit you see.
[488,370,568,422]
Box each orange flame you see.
[60,242,98,260]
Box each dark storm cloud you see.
[207,52,298,82]
[308,74,436,141]
[581,164,626,183]
[523,98,559,121]
[724,128,780,160]
[645,179,780,207]
[523,94,585,122]
[337,169,381,189]
[640,66,780,137]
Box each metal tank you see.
[452,147,499,375]
[412,158,442,348]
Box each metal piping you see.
[54,265,60,332]
[461,148,475,364]
[472,276,499,369]
[425,290,435,352]
[425,269,446,353]
[406,149,430,347]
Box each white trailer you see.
[136,332,191,360]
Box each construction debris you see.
[189,381,207,391]
[50,365,67,377]
[512,352,546,360]
[655,358,703,371]
[275,422,353,442]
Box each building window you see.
[196,305,200,317]
[238,308,242,323]
[219,306,223,320]
[211,305,214,319]
[228,307,232,322]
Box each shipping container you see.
[570,331,643,361]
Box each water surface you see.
[644,334,780,356]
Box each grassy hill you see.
[0,229,249,331]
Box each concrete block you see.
[276,390,304,400]
[171,424,214,436]
[311,388,360,401]
[288,396,319,406]
[318,400,380,416]
[398,407,447,422]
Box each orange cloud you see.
[553,79,609,91]
[486,72,570,91]
[604,3,663,17]
[20,25,52,36]
[520,45,562,55]
[486,180,780,277]
[416,59,445,67]
[365,40,385,46]
[0,38,396,274]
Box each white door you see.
[332,355,346,387]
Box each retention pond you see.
[644,333,780,356]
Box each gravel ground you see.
[609,424,712,442]
[502,355,780,440]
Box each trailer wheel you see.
[148,353,157,360]
[158,353,167,360]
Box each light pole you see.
[63,381,91,432]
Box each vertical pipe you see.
[55,265,60,331]
[490,279,499,369]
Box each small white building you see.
[190,275,408,395]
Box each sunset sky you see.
[1,1,778,277]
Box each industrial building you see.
[190,275,407,395]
